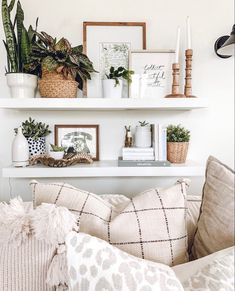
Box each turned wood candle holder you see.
[165,63,185,98]
[184,49,197,98]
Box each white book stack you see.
[122,147,154,161]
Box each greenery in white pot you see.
[135,121,152,148]
[167,124,190,163]
[103,66,134,98]
[50,144,65,160]
[15,117,51,157]
[2,0,39,98]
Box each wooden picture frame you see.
[83,22,147,97]
[55,125,99,161]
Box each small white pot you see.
[135,126,152,148]
[50,151,64,160]
[6,73,38,98]
[102,79,123,99]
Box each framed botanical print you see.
[129,50,175,99]
[83,22,146,98]
[55,125,99,161]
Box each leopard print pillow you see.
[66,232,184,291]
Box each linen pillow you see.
[66,231,184,291]
[0,197,78,291]
[192,156,235,259]
[31,180,189,266]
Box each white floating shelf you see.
[2,160,205,178]
[0,98,208,111]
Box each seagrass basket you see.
[167,142,189,164]
[38,71,78,98]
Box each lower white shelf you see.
[2,160,205,178]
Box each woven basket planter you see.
[167,142,189,164]
[38,71,78,98]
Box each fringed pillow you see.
[0,197,77,291]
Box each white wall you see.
[0,0,234,201]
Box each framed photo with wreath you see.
[83,21,146,98]
[55,125,99,161]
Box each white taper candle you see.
[175,27,181,63]
[186,16,192,49]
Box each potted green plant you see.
[103,66,134,98]
[135,121,152,148]
[15,117,51,157]
[30,32,96,98]
[167,124,190,163]
[49,144,65,160]
[2,0,39,98]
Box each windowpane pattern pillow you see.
[31,180,189,266]
[66,232,184,291]
[192,156,235,259]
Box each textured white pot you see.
[6,73,37,98]
[102,79,123,98]
[135,126,152,148]
[12,127,29,167]
[49,151,64,160]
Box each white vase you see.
[49,151,64,160]
[135,126,152,148]
[102,79,123,99]
[6,73,38,98]
[12,127,29,167]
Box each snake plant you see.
[2,0,38,74]
[30,32,97,89]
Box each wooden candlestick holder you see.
[184,49,197,98]
[165,63,185,98]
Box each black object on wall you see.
[214,25,235,58]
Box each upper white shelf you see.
[2,160,205,178]
[0,98,208,111]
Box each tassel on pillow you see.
[31,203,78,245]
[0,197,31,247]
[31,203,78,290]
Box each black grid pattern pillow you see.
[31,180,189,266]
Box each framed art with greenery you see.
[83,22,146,98]
[55,125,99,161]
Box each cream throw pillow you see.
[192,156,235,259]
[66,232,184,291]
[31,180,189,266]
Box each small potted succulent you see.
[15,117,51,157]
[167,124,190,163]
[31,32,96,98]
[49,144,65,160]
[135,121,152,148]
[2,0,39,98]
[103,66,134,98]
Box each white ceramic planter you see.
[102,79,123,99]
[12,127,29,167]
[6,73,37,98]
[135,126,152,148]
[49,151,64,160]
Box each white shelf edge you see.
[0,98,208,111]
[2,160,205,178]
